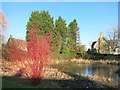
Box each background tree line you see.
[26,11,81,59]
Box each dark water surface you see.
[73,63,119,82]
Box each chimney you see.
[100,32,103,38]
[10,35,12,39]
[8,35,12,43]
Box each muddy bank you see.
[76,73,118,88]
[43,69,118,88]
[33,68,117,88]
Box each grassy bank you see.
[69,58,120,65]
[51,60,79,72]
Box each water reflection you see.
[84,64,94,76]
[73,63,119,82]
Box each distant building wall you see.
[92,32,109,54]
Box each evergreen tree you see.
[26,11,40,41]
[26,11,54,41]
[39,11,54,36]
[53,16,67,54]
[67,19,78,54]
[26,11,80,59]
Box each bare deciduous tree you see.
[105,25,118,51]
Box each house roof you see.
[91,37,108,49]
[91,41,97,48]
[7,35,27,50]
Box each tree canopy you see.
[26,11,80,59]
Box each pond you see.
[73,63,119,83]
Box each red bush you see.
[9,24,52,85]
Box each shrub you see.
[76,50,88,59]
[9,24,52,85]
[62,48,74,60]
